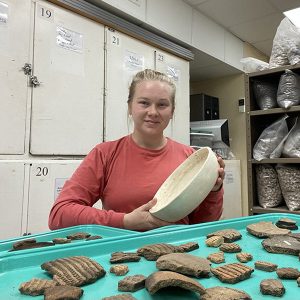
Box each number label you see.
[157,53,164,62]
[41,7,51,18]
[111,34,120,46]
[36,167,49,177]
[38,4,53,22]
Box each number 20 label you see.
[36,167,49,177]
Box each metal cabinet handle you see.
[30,75,41,87]
[22,63,32,75]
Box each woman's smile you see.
[144,119,160,126]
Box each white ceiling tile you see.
[229,13,283,43]
[195,0,277,27]
[269,0,300,12]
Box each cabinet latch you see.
[22,63,32,75]
[30,75,41,87]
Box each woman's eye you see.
[159,103,169,107]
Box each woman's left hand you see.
[212,156,225,192]
[123,199,173,231]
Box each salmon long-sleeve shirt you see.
[48,135,223,230]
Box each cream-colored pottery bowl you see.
[149,147,219,222]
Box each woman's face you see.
[129,80,174,138]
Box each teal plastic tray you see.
[147,213,300,234]
[0,225,134,257]
[0,214,299,299]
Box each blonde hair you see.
[127,69,176,111]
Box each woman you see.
[49,69,225,231]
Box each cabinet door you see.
[222,160,242,219]
[30,1,104,155]
[26,161,81,234]
[155,50,190,145]
[105,28,155,141]
[0,162,25,239]
[0,0,31,154]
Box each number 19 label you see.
[38,4,54,22]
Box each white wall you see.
[92,0,244,70]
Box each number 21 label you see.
[111,34,121,46]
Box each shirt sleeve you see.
[188,188,224,224]
[48,146,126,230]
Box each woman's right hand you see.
[123,198,173,231]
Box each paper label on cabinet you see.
[124,50,144,71]
[166,65,180,82]
[225,171,234,184]
[0,2,8,25]
[56,26,83,53]
[54,178,67,200]
[0,2,8,55]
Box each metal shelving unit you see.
[245,63,300,216]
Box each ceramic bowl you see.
[149,147,219,222]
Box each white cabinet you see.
[25,160,81,234]
[105,27,156,141]
[30,1,105,155]
[222,160,242,219]
[155,50,190,145]
[0,1,191,239]
[0,161,26,239]
[0,160,82,239]
[1,1,191,154]
[0,0,32,154]
[105,28,190,144]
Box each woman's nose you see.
[147,104,158,115]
